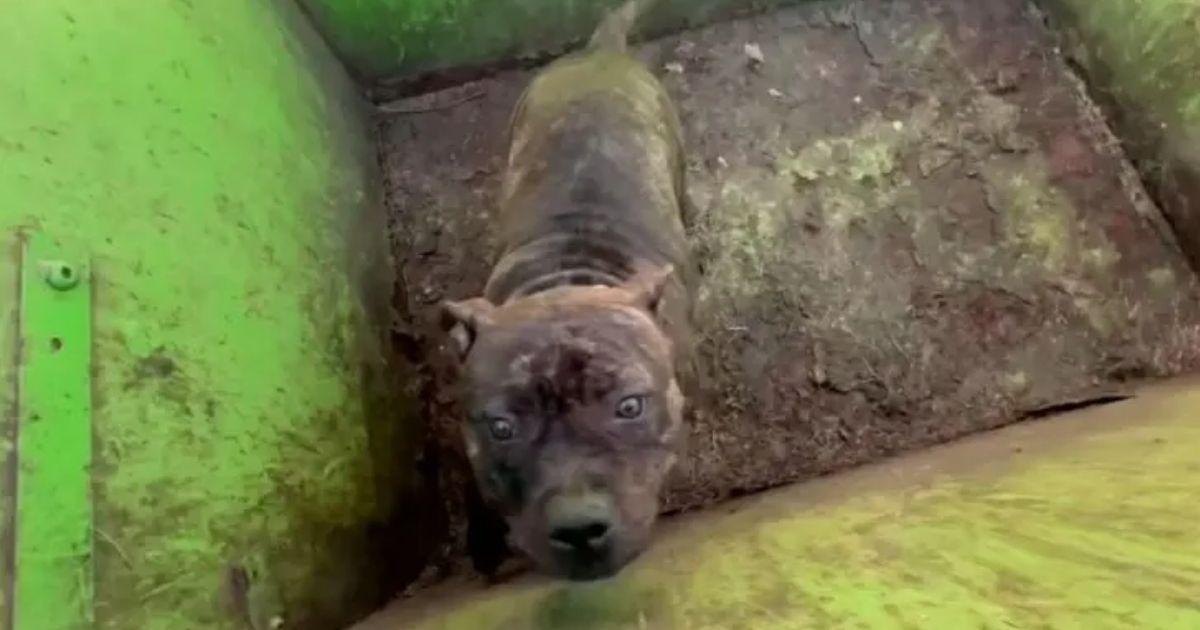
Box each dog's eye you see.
[616,395,644,419]
[488,416,517,441]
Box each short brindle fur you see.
[441,0,694,581]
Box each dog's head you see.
[442,267,683,580]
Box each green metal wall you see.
[297,0,810,85]
[0,1,409,628]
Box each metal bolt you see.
[39,260,81,290]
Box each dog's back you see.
[484,0,691,354]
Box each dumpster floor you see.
[355,377,1200,629]
[377,0,1200,584]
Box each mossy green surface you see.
[297,0,812,83]
[370,380,1200,629]
[1046,0,1200,130]
[1,1,400,627]
[1041,0,1200,270]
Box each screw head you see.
[39,260,81,290]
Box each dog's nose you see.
[549,519,612,551]
[546,491,615,552]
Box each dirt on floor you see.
[376,0,1200,589]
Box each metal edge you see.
[0,231,23,630]
[13,233,94,629]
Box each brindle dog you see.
[441,0,693,581]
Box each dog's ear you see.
[623,264,674,315]
[440,298,496,359]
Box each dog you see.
[441,0,692,581]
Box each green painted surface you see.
[1044,0,1200,128]
[0,1,402,628]
[366,379,1200,629]
[298,0,811,84]
[1041,0,1200,270]
[15,238,94,629]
